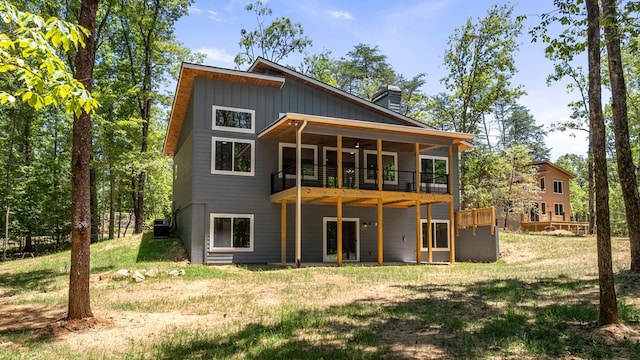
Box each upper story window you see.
[363,150,398,185]
[211,136,255,176]
[540,177,546,191]
[278,143,318,180]
[212,105,255,134]
[553,180,563,194]
[420,155,448,187]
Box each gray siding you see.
[456,226,500,262]
[173,72,471,264]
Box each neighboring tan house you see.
[520,160,589,234]
[163,58,499,265]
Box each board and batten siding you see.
[175,73,461,264]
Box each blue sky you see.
[174,0,589,161]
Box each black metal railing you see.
[270,165,449,195]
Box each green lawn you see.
[0,232,639,359]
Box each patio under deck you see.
[259,113,474,266]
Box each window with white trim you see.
[210,213,254,251]
[278,143,318,180]
[421,219,450,251]
[420,155,448,187]
[540,177,546,191]
[363,150,398,185]
[211,137,255,176]
[541,202,547,216]
[554,203,564,216]
[553,180,563,194]
[212,105,255,133]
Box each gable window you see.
[553,180,563,194]
[278,143,318,180]
[420,155,448,188]
[540,177,546,191]
[211,137,255,176]
[421,220,450,251]
[210,213,253,251]
[212,105,255,133]
[554,203,564,216]
[363,150,398,185]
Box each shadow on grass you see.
[149,276,640,360]
[136,232,187,263]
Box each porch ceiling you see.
[270,186,453,208]
[258,113,474,151]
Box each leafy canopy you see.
[0,0,98,115]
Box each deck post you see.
[295,120,308,265]
[377,198,383,265]
[337,135,343,188]
[427,204,432,262]
[337,197,343,266]
[281,200,286,263]
[377,139,383,191]
[416,200,422,264]
[415,143,420,193]
[448,145,455,263]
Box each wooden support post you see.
[490,206,495,235]
[337,135,343,189]
[281,200,286,264]
[415,143,420,193]
[415,200,422,264]
[337,197,343,266]
[455,211,460,236]
[427,204,432,262]
[472,209,477,236]
[377,198,383,265]
[377,139,383,191]
[449,200,455,263]
[448,145,455,264]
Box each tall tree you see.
[532,4,595,234]
[68,0,99,320]
[586,0,619,326]
[602,0,640,272]
[113,0,194,234]
[334,43,397,101]
[499,104,551,160]
[439,3,524,206]
[234,0,312,68]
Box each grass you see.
[0,232,639,359]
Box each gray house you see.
[163,58,498,265]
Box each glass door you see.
[323,217,360,262]
[323,148,358,189]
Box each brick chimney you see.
[372,85,401,113]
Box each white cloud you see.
[326,10,354,20]
[189,6,203,15]
[195,47,235,67]
[207,10,222,22]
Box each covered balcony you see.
[258,113,474,265]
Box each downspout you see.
[295,119,308,267]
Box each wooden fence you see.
[456,206,495,236]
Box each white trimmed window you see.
[420,155,448,188]
[541,202,547,216]
[210,213,254,252]
[554,203,564,216]
[278,143,318,180]
[421,219,450,251]
[211,137,255,176]
[540,177,546,191]
[553,180,563,194]
[363,150,398,185]
[212,105,255,133]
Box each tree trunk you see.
[588,147,595,234]
[586,0,619,326]
[68,0,99,321]
[108,170,115,239]
[602,0,640,272]
[90,165,99,243]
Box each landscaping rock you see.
[169,269,185,276]
[133,270,145,282]
[112,269,130,279]
[145,268,159,277]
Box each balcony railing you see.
[271,165,449,195]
